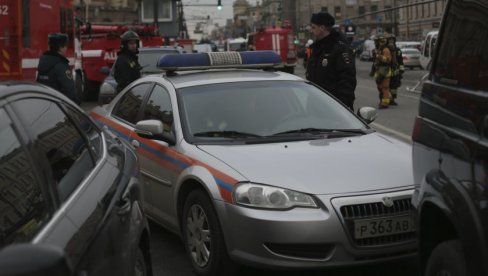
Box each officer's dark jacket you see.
[306,30,357,104]
[114,49,141,93]
[36,51,78,104]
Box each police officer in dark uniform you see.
[37,33,79,104]
[114,30,141,93]
[306,12,357,110]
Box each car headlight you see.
[233,183,318,209]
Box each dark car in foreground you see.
[411,0,488,275]
[0,82,152,276]
[99,46,184,105]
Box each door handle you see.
[131,139,140,148]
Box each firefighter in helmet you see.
[37,33,79,104]
[373,35,393,109]
[114,30,142,93]
[386,34,404,105]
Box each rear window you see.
[433,0,488,91]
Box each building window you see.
[385,5,391,20]
[141,0,173,23]
[370,5,378,21]
[334,6,341,18]
[359,6,366,16]
[321,7,328,13]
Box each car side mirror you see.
[357,106,378,124]
[135,119,176,145]
[100,66,111,75]
[0,244,74,276]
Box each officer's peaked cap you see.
[48,33,69,48]
[311,12,335,27]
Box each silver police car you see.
[91,51,416,276]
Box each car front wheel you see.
[182,189,235,276]
[425,240,467,276]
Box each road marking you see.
[371,122,412,143]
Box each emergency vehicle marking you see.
[21,58,75,68]
[91,112,237,202]
[82,50,103,58]
[272,34,281,55]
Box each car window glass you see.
[12,99,95,202]
[0,109,50,247]
[142,84,173,132]
[113,83,152,125]
[434,0,488,91]
[65,107,103,160]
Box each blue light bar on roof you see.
[157,51,282,71]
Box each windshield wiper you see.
[273,128,366,136]
[193,130,263,138]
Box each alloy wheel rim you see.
[186,204,211,267]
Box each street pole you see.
[153,0,159,29]
[406,0,410,39]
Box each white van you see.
[420,30,438,69]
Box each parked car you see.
[98,46,184,105]
[396,41,422,51]
[91,51,416,276]
[411,0,488,275]
[0,82,152,276]
[401,48,422,69]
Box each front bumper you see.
[215,189,417,269]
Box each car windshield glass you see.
[139,50,179,73]
[179,81,367,143]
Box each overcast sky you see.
[183,0,258,39]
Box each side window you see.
[434,0,488,91]
[12,99,95,202]
[0,109,50,247]
[65,107,103,161]
[142,85,173,131]
[113,83,152,124]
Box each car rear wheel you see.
[425,240,467,276]
[182,189,235,276]
[134,247,148,276]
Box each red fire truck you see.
[79,23,163,99]
[0,0,79,90]
[247,25,297,74]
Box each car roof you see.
[139,46,182,52]
[152,69,305,89]
[0,81,59,100]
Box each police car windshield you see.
[179,81,367,144]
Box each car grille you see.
[339,198,416,247]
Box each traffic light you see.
[217,0,222,10]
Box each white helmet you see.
[305,39,313,47]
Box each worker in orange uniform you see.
[373,35,392,109]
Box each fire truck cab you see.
[247,26,297,74]
[79,23,163,100]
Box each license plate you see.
[354,215,415,239]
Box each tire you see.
[133,247,148,276]
[84,80,101,101]
[425,240,468,276]
[75,71,84,102]
[181,190,235,276]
